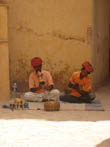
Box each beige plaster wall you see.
[92,0,109,88]
[4,0,92,91]
[0,5,10,100]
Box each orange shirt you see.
[69,72,91,97]
[29,70,54,93]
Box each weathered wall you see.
[0,5,10,100]
[92,0,109,88]
[3,0,92,91]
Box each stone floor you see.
[0,83,110,147]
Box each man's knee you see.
[50,89,60,95]
[48,89,60,101]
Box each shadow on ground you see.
[96,138,110,147]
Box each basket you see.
[44,101,60,111]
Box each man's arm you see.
[68,82,79,89]
[76,89,89,96]
[30,85,42,92]
[68,82,89,96]
[29,72,43,92]
[30,88,37,92]
[46,71,54,91]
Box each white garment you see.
[21,89,60,102]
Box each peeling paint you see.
[9,55,32,92]
[43,58,80,91]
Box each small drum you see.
[44,101,60,111]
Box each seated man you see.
[22,57,60,102]
[60,61,95,103]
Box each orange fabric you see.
[29,70,54,93]
[69,72,91,97]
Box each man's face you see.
[80,68,88,78]
[33,64,42,72]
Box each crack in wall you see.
[16,24,85,43]
[16,25,51,37]
[52,31,85,42]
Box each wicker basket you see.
[44,101,60,111]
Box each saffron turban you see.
[82,61,93,72]
[31,57,42,67]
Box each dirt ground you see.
[0,84,110,147]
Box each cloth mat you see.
[28,99,104,111]
[85,99,104,111]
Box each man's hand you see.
[68,82,79,90]
[39,81,45,86]
[46,85,53,91]
[68,82,89,96]
[64,88,71,94]
[30,85,42,92]
[73,83,79,89]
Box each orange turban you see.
[82,61,93,72]
[31,57,42,67]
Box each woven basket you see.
[44,101,60,111]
